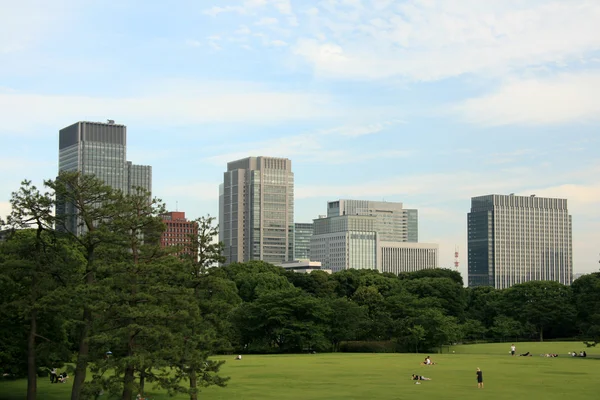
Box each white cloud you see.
[0,0,72,54]
[320,120,401,137]
[256,17,279,26]
[0,86,339,133]
[454,71,600,126]
[270,40,288,47]
[292,0,600,81]
[204,0,294,18]
[203,120,409,165]
[235,25,252,35]
[185,39,202,47]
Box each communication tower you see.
[454,246,459,270]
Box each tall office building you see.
[58,121,152,234]
[219,156,294,265]
[468,194,572,289]
[326,199,418,242]
[293,223,313,260]
[310,212,438,274]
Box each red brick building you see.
[160,211,197,256]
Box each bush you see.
[339,341,400,353]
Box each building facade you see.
[379,242,439,274]
[57,121,152,235]
[310,213,438,274]
[326,199,418,242]
[467,194,572,289]
[160,211,197,256]
[275,260,332,274]
[219,156,294,265]
[293,223,313,260]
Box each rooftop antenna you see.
[176,201,178,212]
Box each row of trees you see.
[1,172,599,399]
[0,173,227,400]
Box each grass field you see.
[1,342,598,400]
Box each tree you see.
[490,315,522,342]
[407,325,426,353]
[402,277,467,319]
[502,281,576,341]
[327,297,368,351]
[571,273,600,347]
[46,171,120,400]
[1,180,79,400]
[233,289,330,352]
[174,215,231,400]
[399,268,464,286]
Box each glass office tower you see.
[468,194,572,289]
[219,156,294,265]
[57,121,152,234]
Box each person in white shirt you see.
[510,344,516,356]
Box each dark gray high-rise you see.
[58,121,152,234]
[468,194,572,289]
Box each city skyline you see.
[1,1,600,277]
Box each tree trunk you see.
[539,328,544,342]
[139,369,146,395]
[189,370,198,400]
[122,364,135,400]
[71,307,92,400]
[26,308,37,400]
[71,247,96,400]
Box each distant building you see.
[293,223,313,260]
[57,121,152,235]
[573,272,588,282]
[310,213,438,273]
[276,260,332,274]
[467,194,572,289]
[160,211,197,256]
[327,199,418,242]
[379,242,439,274]
[219,156,294,265]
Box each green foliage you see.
[571,272,600,347]
[338,341,400,353]
[502,281,577,341]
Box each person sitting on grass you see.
[58,372,68,383]
[420,356,436,365]
[412,374,431,381]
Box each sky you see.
[1,0,599,277]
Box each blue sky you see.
[1,0,599,276]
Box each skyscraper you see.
[468,194,572,289]
[58,121,152,234]
[219,156,294,265]
[293,223,313,260]
[310,200,437,274]
[326,199,418,242]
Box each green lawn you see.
[2,343,598,400]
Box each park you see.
[1,342,599,400]
[1,174,600,399]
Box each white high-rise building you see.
[326,199,418,242]
[468,194,573,289]
[219,156,294,265]
[310,206,438,274]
